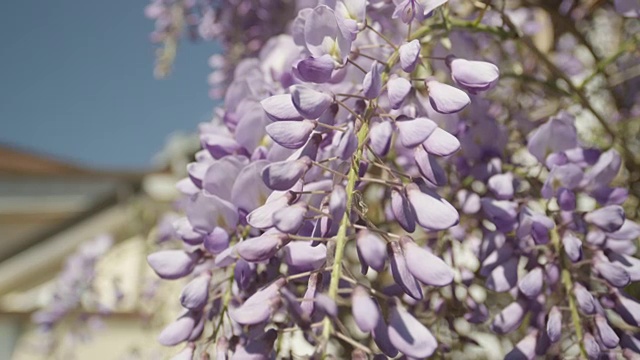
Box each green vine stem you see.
[550,229,587,358]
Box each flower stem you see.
[550,229,587,358]
[320,108,370,355]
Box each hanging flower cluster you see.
[145,0,640,359]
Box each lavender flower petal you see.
[422,128,461,156]
[387,76,412,109]
[148,250,199,280]
[291,85,333,119]
[399,40,421,73]
[426,80,470,114]
[261,157,312,191]
[406,182,459,231]
[388,303,438,358]
[395,117,438,148]
[261,94,303,121]
[400,235,454,286]
[388,241,423,300]
[266,120,316,149]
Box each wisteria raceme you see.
[142,0,640,359]
[30,235,114,353]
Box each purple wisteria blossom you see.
[139,1,640,359]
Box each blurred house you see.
[0,145,184,359]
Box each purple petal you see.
[187,161,209,189]
[607,220,640,241]
[504,330,537,360]
[203,157,246,201]
[235,101,269,153]
[557,187,577,211]
[260,94,303,121]
[231,160,272,213]
[266,120,316,149]
[231,329,277,360]
[201,134,244,159]
[584,149,621,188]
[456,189,481,214]
[173,217,204,245]
[391,188,416,233]
[387,76,412,109]
[491,301,526,334]
[261,157,312,191]
[356,229,387,273]
[295,55,335,83]
[234,258,255,290]
[291,85,333,119]
[304,6,351,62]
[562,232,583,262]
[400,236,454,286]
[426,80,470,114]
[327,185,347,236]
[422,128,461,156]
[527,112,577,163]
[415,146,446,186]
[388,304,438,358]
[228,299,277,325]
[406,182,459,231]
[594,257,631,287]
[395,117,438,148]
[334,123,357,160]
[399,40,421,73]
[186,191,239,233]
[282,241,326,272]
[236,232,290,262]
[481,198,518,231]
[422,0,448,16]
[301,273,320,317]
[449,58,499,93]
[148,250,198,280]
[574,283,597,315]
[369,121,393,156]
[180,273,211,310]
[488,172,515,200]
[585,205,625,233]
[363,61,383,99]
[614,290,640,327]
[246,194,291,229]
[372,316,399,357]
[595,314,619,348]
[583,333,601,360]
[188,316,204,342]
[542,164,583,198]
[393,0,425,23]
[229,281,285,325]
[388,241,423,300]
[518,267,543,298]
[158,314,196,346]
[214,246,237,268]
[176,177,200,196]
[486,256,518,292]
[546,306,562,343]
[608,252,640,282]
[280,287,310,326]
[352,286,380,332]
[315,293,338,318]
[273,203,308,233]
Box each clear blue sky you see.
[0,0,218,170]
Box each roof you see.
[0,144,147,263]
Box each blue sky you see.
[0,0,218,170]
